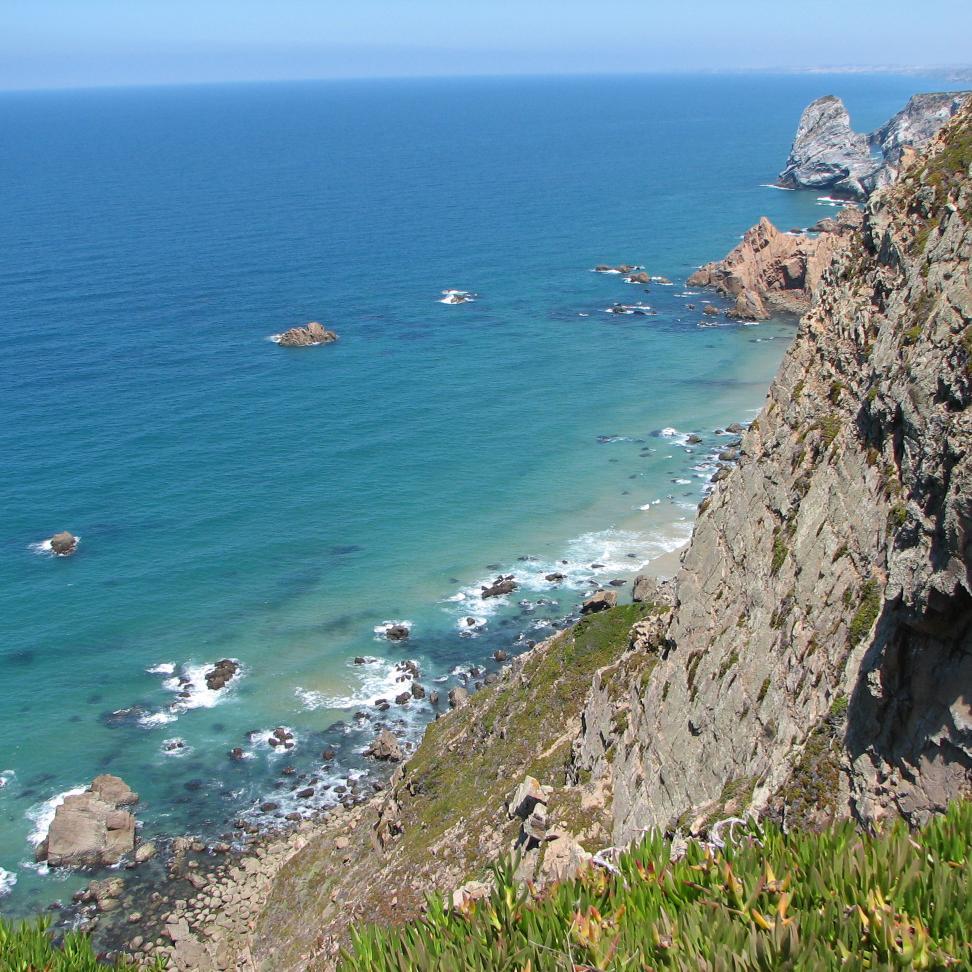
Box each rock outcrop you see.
[49,531,78,556]
[865,92,971,193]
[275,322,338,348]
[688,208,862,319]
[779,91,970,199]
[778,95,876,197]
[37,775,138,868]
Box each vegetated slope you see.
[340,800,972,971]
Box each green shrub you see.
[770,530,788,575]
[818,414,841,446]
[341,802,972,971]
[889,504,908,529]
[849,579,882,646]
[0,918,164,970]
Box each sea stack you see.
[276,322,338,347]
[777,95,875,198]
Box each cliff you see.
[578,102,972,841]
[140,106,972,972]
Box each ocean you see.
[0,70,954,915]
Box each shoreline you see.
[69,538,694,967]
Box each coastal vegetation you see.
[0,918,164,971]
[341,800,972,971]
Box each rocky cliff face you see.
[577,104,972,842]
[779,91,970,199]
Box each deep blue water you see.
[0,71,955,914]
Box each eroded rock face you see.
[778,95,876,197]
[275,322,338,347]
[38,775,138,868]
[688,210,862,319]
[867,92,971,193]
[779,91,970,199]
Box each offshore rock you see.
[275,322,338,348]
[49,531,78,556]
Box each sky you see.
[2,0,971,91]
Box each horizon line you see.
[1,62,970,96]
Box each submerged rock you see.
[204,658,239,691]
[482,576,517,599]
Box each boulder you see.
[394,692,411,706]
[49,531,78,556]
[276,322,338,348]
[410,682,426,700]
[581,590,617,614]
[448,687,469,710]
[631,574,659,604]
[384,624,410,641]
[702,304,720,316]
[545,572,565,583]
[508,776,547,819]
[624,271,650,284]
[134,842,157,864]
[366,729,404,762]
[39,776,139,868]
[538,833,592,885]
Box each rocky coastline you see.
[20,93,971,972]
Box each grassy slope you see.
[253,604,662,969]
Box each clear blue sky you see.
[3,0,970,91]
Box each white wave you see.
[267,334,283,344]
[0,867,15,897]
[675,291,700,297]
[759,183,796,191]
[26,786,86,846]
[674,478,692,486]
[374,619,413,641]
[591,267,622,274]
[140,659,242,727]
[457,616,487,636]
[651,277,674,285]
[577,312,590,317]
[161,737,190,757]
[296,657,420,711]
[0,769,13,789]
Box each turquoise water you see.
[0,72,954,914]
